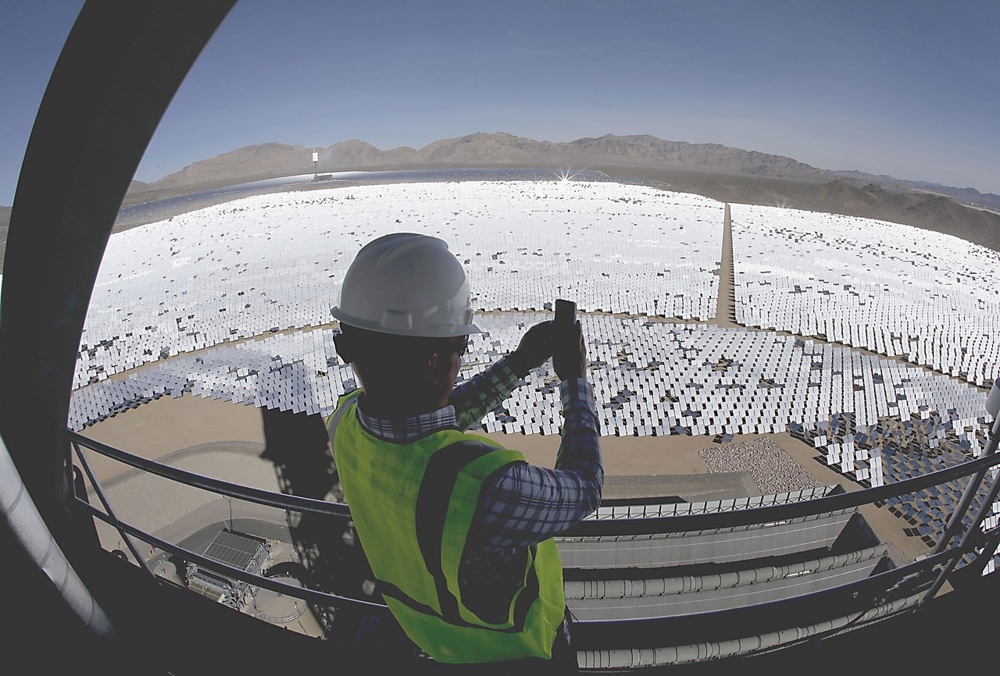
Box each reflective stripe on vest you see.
[327,391,566,663]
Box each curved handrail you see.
[68,426,1000,655]
[67,430,351,517]
[71,486,958,620]
[68,429,1000,536]
[569,450,1000,536]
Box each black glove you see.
[507,321,555,377]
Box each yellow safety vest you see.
[328,391,566,663]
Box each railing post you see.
[931,381,1000,556]
[71,441,154,577]
[922,379,1000,602]
[966,521,1000,577]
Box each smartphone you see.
[554,298,576,327]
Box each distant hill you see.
[139,142,313,193]
[761,180,1000,251]
[118,132,1000,253]
[833,170,1000,212]
[131,133,846,197]
[5,134,997,274]
[132,140,420,197]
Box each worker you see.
[327,233,602,670]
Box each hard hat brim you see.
[331,305,481,338]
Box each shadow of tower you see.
[260,406,394,648]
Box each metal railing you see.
[69,430,1000,539]
[66,425,1000,664]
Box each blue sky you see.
[2,0,999,206]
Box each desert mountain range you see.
[3,133,999,270]
[125,132,1000,252]
[131,132,1000,208]
[133,133,839,192]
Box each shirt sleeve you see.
[470,377,603,553]
[450,357,522,432]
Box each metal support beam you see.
[0,0,235,530]
[931,380,1000,556]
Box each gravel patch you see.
[699,437,821,495]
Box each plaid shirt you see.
[354,357,603,566]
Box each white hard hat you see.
[331,233,480,338]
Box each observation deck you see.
[3,3,1000,674]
